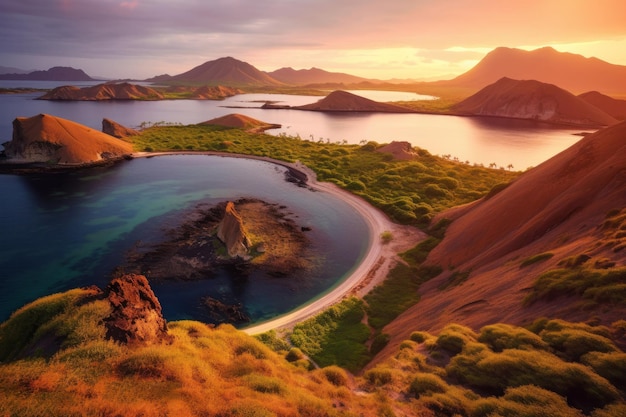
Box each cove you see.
[0,155,370,325]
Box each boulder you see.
[217,201,252,258]
[104,274,171,345]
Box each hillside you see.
[199,113,281,132]
[379,121,626,359]
[451,77,618,127]
[168,57,283,86]
[438,46,626,95]
[266,67,368,85]
[0,66,95,81]
[295,90,415,112]
[579,91,626,120]
[2,113,133,164]
[38,82,163,101]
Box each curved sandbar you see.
[131,151,424,334]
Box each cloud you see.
[1,0,625,78]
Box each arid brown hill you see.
[3,114,133,164]
[169,57,283,86]
[376,141,419,160]
[295,90,414,112]
[102,118,140,139]
[438,46,626,95]
[451,77,618,127]
[266,67,368,85]
[38,82,163,101]
[190,85,242,99]
[199,113,281,132]
[579,91,626,120]
[378,121,626,362]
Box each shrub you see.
[243,374,285,394]
[319,366,349,386]
[409,373,448,397]
[581,351,626,388]
[435,324,477,355]
[285,347,305,362]
[364,368,394,386]
[478,323,549,352]
[409,331,430,343]
[520,252,554,268]
[370,333,391,356]
[540,328,618,362]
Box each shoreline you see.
[132,151,425,334]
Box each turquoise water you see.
[0,155,369,325]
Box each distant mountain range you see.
[452,77,618,127]
[266,67,368,85]
[0,66,95,81]
[438,46,626,95]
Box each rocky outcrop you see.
[451,77,618,127]
[376,141,419,160]
[217,201,252,258]
[295,90,415,113]
[102,118,140,139]
[38,82,163,101]
[3,114,133,164]
[104,274,171,345]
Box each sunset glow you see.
[0,0,625,80]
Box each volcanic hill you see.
[451,77,618,127]
[3,113,133,164]
[378,120,626,360]
[579,91,626,121]
[38,82,163,101]
[267,67,368,85]
[198,113,281,132]
[439,46,626,95]
[168,57,283,86]
[295,90,414,112]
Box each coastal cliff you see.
[217,201,252,258]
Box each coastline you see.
[131,151,425,334]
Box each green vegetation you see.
[132,124,517,226]
[1,289,624,416]
[290,297,371,372]
[520,252,554,268]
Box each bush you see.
[581,351,626,388]
[520,252,554,268]
[319,366,349,386]
[435,324,478,355]
[364,368,394,386]
[370,333,391,356]
[478,323,549,352]
[409,373,448,397]
[540,328,618,361]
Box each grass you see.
[131,124,517,227]
[520,252,554,268]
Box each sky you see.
[1,0,626,80]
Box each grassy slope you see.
[2,124,625,415]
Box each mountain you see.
[451,77,618,127]
[439,47,626,95]
[0,66,95,81]
[3,113,133,164]
[295,90,414,112]
[266,67,368,85]
[38,82,163,101]
[0,66,29,75]
[579,91,626,120]
[379,121,626,359]
[168,57,283,86]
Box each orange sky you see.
[1,0,625,79]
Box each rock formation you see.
[376,141,419,160]
[451,77,618,127]
[3,113,133,164]
[217,201,252,258]
[102,118,140,139]
[295,90,415,113]
[104,274,171,345]
[38,82,163,101]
